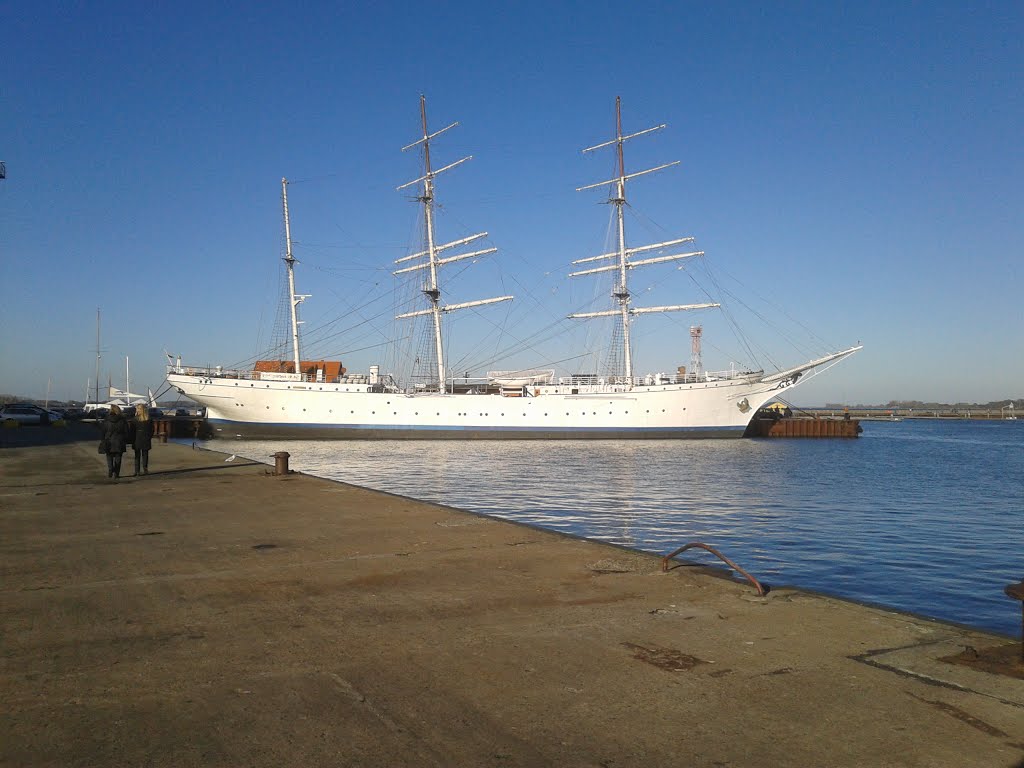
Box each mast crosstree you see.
[571,97,719,383]
[395,96,512,393]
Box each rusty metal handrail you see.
[661,542,767,596]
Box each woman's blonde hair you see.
[135,404,149,421]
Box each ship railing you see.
[169,364,247,379]
[169,363,755,387]
[168,364,372,385]
[553,368,754,388]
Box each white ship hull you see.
[168,369,800,440]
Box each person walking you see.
[101,405,130,480]
[131,404,155,476]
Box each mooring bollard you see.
[272,451,291,476]
[1004,579,1024,662]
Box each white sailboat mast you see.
[612,99,633,379]
[94,308,101,406]
[418,97,447,392]
[281,177,309,373]
[572,97,715,383]
[395,96,512,393]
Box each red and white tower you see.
[690,325,703,378]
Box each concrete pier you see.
[2,425,1022,767]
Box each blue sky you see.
[2,1,1021,406]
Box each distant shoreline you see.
[800,407,1018,421]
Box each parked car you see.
[0,404,64,425]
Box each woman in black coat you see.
[130,404,155,476]
[101,405,130,480]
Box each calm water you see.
[202,419,1024,636]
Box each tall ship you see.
[167,97,860,439]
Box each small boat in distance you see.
[860,412,904,422]
[167,97,861,439]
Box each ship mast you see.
[571,97,718,383]
[281,177,309,373]
[395,96,512,393]
[94,308,101,406]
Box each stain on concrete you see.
[622,642,708,672]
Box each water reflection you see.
[200,420,1024,636]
